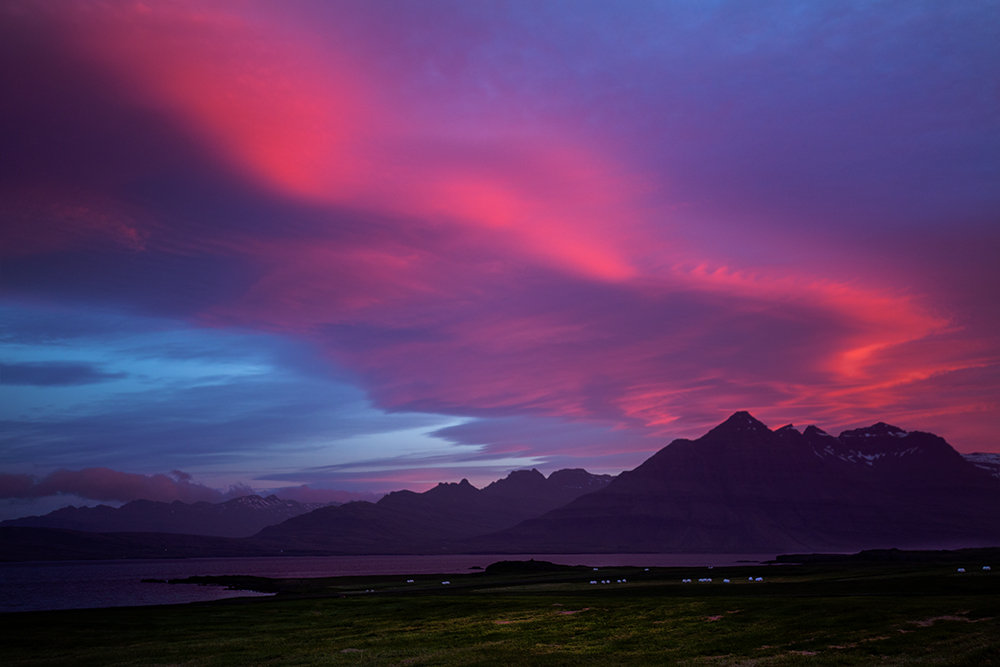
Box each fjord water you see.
[0,553,774,613]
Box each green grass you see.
[4,563,999,666]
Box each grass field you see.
[3,561,999,666]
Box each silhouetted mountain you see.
[481,467,614,514]
[466,412,1000,553]
[0,494,330,538]
[249,468,613,554]
[0,468,613,560]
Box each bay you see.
[0,553,774,613]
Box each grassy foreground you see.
[3,561,999,666]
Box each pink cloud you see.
[0,187,149,257]
[2,1,997,459]
[39,2,652,284]
[51,1,369,204]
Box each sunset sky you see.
[2,1,998,518]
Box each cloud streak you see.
[1,361,127,386]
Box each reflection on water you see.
[0,553,774,613]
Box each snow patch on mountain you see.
[963,453,1000,479]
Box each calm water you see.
[0,553,774,613]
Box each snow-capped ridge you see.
[840,422,908,439]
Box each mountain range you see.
[251,467,614,553]
[1,494,332,538]
[0,468,614,560]
[464,412,1000,553]
[2,412,997,560]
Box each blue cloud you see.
[1,361,127,386]
[0,303,464,489]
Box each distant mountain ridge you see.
[250,468,614,554]
[464,412,1000,553]
[0,468,614,561]
[0,494,332,538]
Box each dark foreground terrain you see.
[3,556,999,666]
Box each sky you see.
[1,1,999,519]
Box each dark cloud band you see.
[1,362,127,386]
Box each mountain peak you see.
[506,469,546,482]
[426,478,480,497]
[706,411,771,438]
[803,425,833,438]
[546,468,614,489]
[840,422,908,439]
